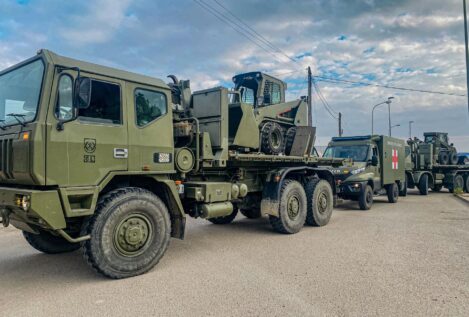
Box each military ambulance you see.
[323,135,406,210]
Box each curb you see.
[454,194,469,205]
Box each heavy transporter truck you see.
[0,50,343,278]
[406,133,469,194]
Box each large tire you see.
[304,179,333,227]
[449,152,459,165]
[386,183,399,203]
[82,187,171,279]
[261,122,285,155]
[284,127,296,155]
[358,185,373,210]
[23,230,80,254]
[464,175,469,193]
[269,180,307,234]
[208,208,238,224]
[399,175,408,197]
[449,174,465,193]
[439,152,449,165]
[418,174,429,195]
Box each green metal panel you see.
[379,136,406,185]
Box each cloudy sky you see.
[1,0,468,149]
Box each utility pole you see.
[408,120,414,139]
[338,112,343,136]
[307,66,313,127]
[464,0,469,116]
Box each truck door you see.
[371,146,381,190]
[46,70,128,186]
[126,83,174,173]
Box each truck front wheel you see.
[304,179,333,226]
[386,183,399,203]
[418,174,429,195]
[358,185,373,210]
[23,230,80,254]
[269,180,307,234]
[82,187,171,279]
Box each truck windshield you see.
[323,145,370,162]
[0,59,44,126]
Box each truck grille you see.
[0,138,14,180]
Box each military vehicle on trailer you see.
[406,133,469,194]
[323,135,406,210]
[0,49,343,279]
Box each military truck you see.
[0,49,342,279]
[323,135,406,210]
[406,134,469,194]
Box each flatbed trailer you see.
[407,164,469,194]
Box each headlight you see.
[351,167,366,175]
[15,195,31,211]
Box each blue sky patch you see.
[338,35,347,41]
[16,0,30,5]
[395,67,413,73]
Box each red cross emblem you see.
[392,149,399,170]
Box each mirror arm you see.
[57,66,81,79]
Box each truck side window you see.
[79,80,121,125]
[56,75,74,121]
[372,147,379,162]
[135,89,167,127]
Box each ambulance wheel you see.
[358,185,373,210]
[386,183,399,203]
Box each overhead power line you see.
[314,75,467,97]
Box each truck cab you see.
[323,135,406,210]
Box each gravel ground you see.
[0,190,468,317]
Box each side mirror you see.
[74,77,92,109]
[371,155,379,166]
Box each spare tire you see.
[261,122,285,155]
[439,151,449,165]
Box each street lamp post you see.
[390,124,400,137]
[371,97,394,135]
[408,120,414,139]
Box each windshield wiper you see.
[6,113,26,127]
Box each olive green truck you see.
[0,49,343,278]
[323,135,406,210]
[406,133,469,194]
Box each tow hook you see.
[0,209,10,227]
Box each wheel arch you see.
[99,174,186,239]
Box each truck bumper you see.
[0,187,66,231]
[337,182,365,197]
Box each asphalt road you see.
[0,190,468,317]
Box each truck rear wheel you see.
[208,208,238,224]
[358,185,373,210]
[418,174,429,195]
[304,179,333,226]
[449,174,465,193]
[23,230,80,254]
[82,187,171,279]
[386,183,399,203]
[269,180,307,234]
